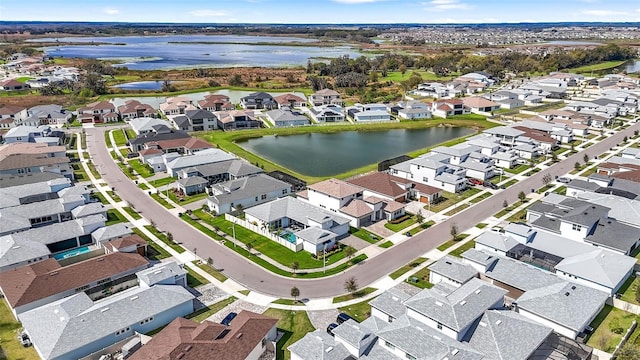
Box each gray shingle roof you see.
[332,319,375,350]
[515,282,608,331]
[467,310,552,360]
[429,256,478,284]
[136,261,186,287]
[555,249,635,288]
[484,253,563,292]
[177,176,208,187]
[294,226,336,246]
[585,219,640,253]
[186,159,262,179]
[91,223,132,242]
[369,289,410,320]
[244,196,350,227]
[167,149,236,172]
[404,278,507,332]
[19,285,194,360]
[474,231,520,252]
[207,174,290,207]
[287,330,352,360]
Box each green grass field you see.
[263,308,315,360]
[0,299,40,360]
[128,159,154,178]
[389,257,428,280]
[187,297,237,323]
[565,60,627,74]
[339,299,373,322]
[111,129,128,147]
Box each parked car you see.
[336,312,354,324]
[327,323,338,336]
[557,177,571,184]
[469,178,484,186]
[483,181,499,190]
[221,312,237,326]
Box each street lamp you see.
[232,219,237,248]
[193,247,198,262]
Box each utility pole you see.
[232,219,237,248]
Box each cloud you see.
[102,7,119,15]
[188,9,229,17]
[424,0,472,11]
[580,9,626,16]
[331,0,384,3]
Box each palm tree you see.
[291,261,299,274]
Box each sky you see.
[2,0,640,24]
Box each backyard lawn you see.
[197,210,353,269]
[586,305,639,352]
[263,308,315,360]
[0,299,40,360]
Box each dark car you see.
[327,323,338,336]
[483,181,499,190]
[221,312,237,326]
[336,312,354,324]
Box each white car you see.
[557,177,571,184]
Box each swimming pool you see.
[279,230,297,244]
[53,246,92,260]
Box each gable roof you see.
[128,310,277,360]
[0,252,148,308]
[428,255,479,284]
[347,172,409,198]
[554,249,635,288]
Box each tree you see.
[246,242,253,255]
[574,161,581,171]
[207,257,214,269]
[291,261,299,274]
[503,199,508,208]
[399,64,407,75]
[415,209,425,224]
[617,343,640,360]
[518,191,526,202]
[161,79,175,92]
[450,223,459,241]
[583,154,589,164]
[291,286,300,302]
[551,151,558,163]
[345,246,356,262]
[228,74,244,86]
[542,173,553,187]
[344,276,358,295]
[167,232,174,243]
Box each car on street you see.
[327,323,338,336]
[221,312,237,326]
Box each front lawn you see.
[444,203,470,216]
[168,190,209,205]
[263,308,315,360]
[144,225,185,253]
[128,159,154,178]
[408,220,434,236]
[349,227,380,243]
[427,188,481,213]
[384,214,417,232]
[187,297,237,323]
[150,193,175,209]
[185,267,210,288]
[389,257,428,280]
[122,206,142,220]
[132,228,171,261]
[406,267,434,289]
[149,177,175,188]
[106,209,126,225]
[339,299,373,322]
[112,129,128,147]
[196,262,228,282]
[333,287,376,303]
[450,240,476,258]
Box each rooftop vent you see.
[184,345,192,352]
[325,346,333,353]
[495,320,502,325]
[479,322,487,327]
[452,349,460,355]
[101,307,109,312]
[50,271,58,276]
[460,301,467,306]
[571,286,576,290]
[445,261,452,265]
[475,289,482,294]
[565,292,570,296]
[236,333,243,339]
[130,296,138,301]
[435,301,443,306]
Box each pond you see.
[35,34,366,70]
[112,81,168,90]
[108,89,307,108]
[237,127,475,177]
[624,59,640,73]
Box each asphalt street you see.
[86,121,640,298]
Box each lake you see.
[34,35,365,70]
[625,60,640,73]
[112,81,168,90]
[237,127,475,177]
[108,89,307,108]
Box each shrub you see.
[389,214,411,224]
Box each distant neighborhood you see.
[2,45,640,360]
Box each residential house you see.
[205,174,291,214]
[0,105,28,129]
[428,255,478,287]
[0,252,149,316]
[175,176,208,196]
[27,105,72,127]
[274,93,307,108]
[462,96,500,114]
[77,101,118,124]
[128,117,168,136]
[128,311,278,360]
[182,109,217,131]
[430,99,470,118]
[0,78,27,91]
[101,234,148,256]
[165,148,236,177]
[240,92,277,110]
[140,137,214,173]
[243,196,350,254]
[347,103,391,122]
[159,96,196,115]
[128,126,191,152]
[215,110,262,130]
[19,284,194,360]
[484,90,525,109]
[309,104,345,123]
[3,125,61,145]
[347,171,441,204]
[396,101,431,119]
[309,88,342,106]
[0,143,73,179]
[265,108,310,127]
[0,172,71,209]
[414,82,450,98]
[389,152,468,193]
[117,100,158,120]
[197,94,234,112]
[176,159,263,186]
